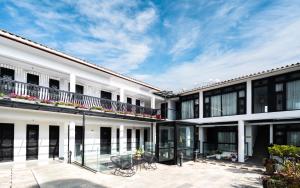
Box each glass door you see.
[177,125,194,163]
[75,126,83,162]
[26,125,39,160]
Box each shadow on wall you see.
[35,178,108,188]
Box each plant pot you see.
[11,98,37,104]
[216,154,221,160]
[231,158,237,162]
[40,103,54,106]
[57,105,74,109]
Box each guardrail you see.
[0,78,161,119]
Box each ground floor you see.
[0,159,262,188]
[0,107,156,172]
[156,119,300,165]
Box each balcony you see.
[0,78,162,120]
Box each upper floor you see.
[166,63,300,123]
[0,30,164,120]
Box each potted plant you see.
[0,92,4,99]
[135,148,144,159]
[231,154,237,162]
[215,150,222,160]
[40,99,54,106]
[263,158,276,175]
[90,106,104,112]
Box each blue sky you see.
[1,0,300,91]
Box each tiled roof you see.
[0,29,161,91]
[178,62,300,95]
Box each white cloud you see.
[137,1,300,91]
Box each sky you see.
[1,0,300,92]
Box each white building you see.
[0,30,299,168]
[0,30,164,170]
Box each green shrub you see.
[268,145,300,163]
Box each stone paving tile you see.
[0,160,263,188]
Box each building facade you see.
[0,30,164,171]
[162,63,300,164]
[0,30,299,168]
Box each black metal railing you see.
[0,78,161,119]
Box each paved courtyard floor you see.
[0,160,263,188]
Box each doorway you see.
[49,126,59,159]
[100,127,111,155]
[75,126,83,162]
[26,125,39,160]
[0,124,14,162]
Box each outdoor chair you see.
[110,156,135,177]
[143,152,157,170]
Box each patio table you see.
[133,157,144,171]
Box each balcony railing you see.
[0,78,161,119]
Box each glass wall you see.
[204,83,246,117]
[274,124,300,147]
[158,126,174,162]
[177,125,194,162]
[253,70,300,113]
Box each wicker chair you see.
[143,152,157,170]
[110,156,135,177]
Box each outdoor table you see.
[133,156,144,171]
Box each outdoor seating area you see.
[110,152,158,177]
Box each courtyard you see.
[0,160,263,188]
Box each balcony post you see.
[199,127,204,153]
[69,74,76,93]
[238,120,245,162]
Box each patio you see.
[0,160,263,188]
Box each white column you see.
[199,91,203,119]
[69,74,76,92]
[246,80,252,115]
[14,121,26,162]
[238,120,245,162]
[69,121,76,161]
[120,88,125,103]
[111,127,117,154]
[151,96,156,109]
[152,123,156,147]
[119,125,126,154]
[38,123,49,161]
[199,127,204,153]
[269,124,273,144]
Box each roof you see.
[178,62,300,95]
[0,29,161,91]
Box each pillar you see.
[151,96,156,109]
[269,124,273,144]
[246,80,252,115]
[69,121,76,161]
[199,127,204,153]
[119,125,126,154]
[119,88,125,103]
[69,74,76,93]
[199,91,203,118]
[238,120,245,162]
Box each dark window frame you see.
[203,83,246,118]
[252,70,300,113]
[179,93,199,119]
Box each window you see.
[253,70,300,112]
[101,91,112,100]
[286,80,300,110]
[180,93,199,119]
[287,131,300,146]
[253,86,268,113]
[27,74,39,97]
[127,129,132,151]
[0,67,15,80]
[222,92,237,116]
[49,79,60,100]
[204,83,246,117]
